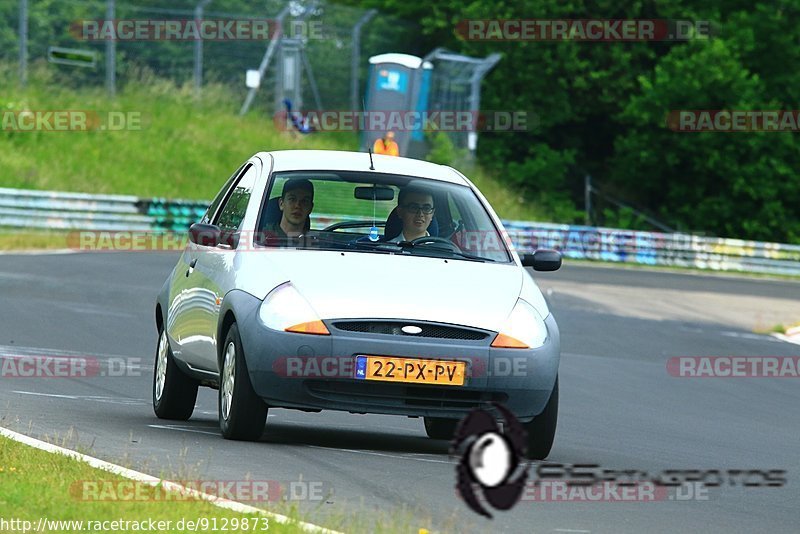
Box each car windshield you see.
[255,171,512,263]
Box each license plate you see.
[355,356,466,386]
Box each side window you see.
[200,163,245,224]
[215,165,258,232]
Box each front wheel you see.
[523,376,558,460]
[153,328,198,420]
[219,323,268,441]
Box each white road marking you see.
[305,445,456,465]
[149,424,219,436]
[772,333,800,346]
[554,529,591,533]
[0,344,134,359]
[13,391,149,406]
[720,331,781,341]
[0,249,77,256]
[0,425,340,534]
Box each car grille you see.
[332,321,489,341]
[305,380,507,410]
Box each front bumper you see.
[236,298,560,423]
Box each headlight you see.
[491,299,547,349]
[258,282,330,335]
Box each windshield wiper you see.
[394,241,496,262]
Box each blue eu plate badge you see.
[355,356,367,379]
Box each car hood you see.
[246,251,526,332]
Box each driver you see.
[389,186,435,242]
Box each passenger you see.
[390,186,435,242]
[268,178,314,239]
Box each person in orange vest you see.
[373,131,400,156]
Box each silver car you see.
[153,150,562,459]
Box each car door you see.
[186,162,261,371]
[167,162,246,366]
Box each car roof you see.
[258,150,470,186]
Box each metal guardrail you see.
[1,187,799,276]
[0,187,208,232]
[504,220,800,276]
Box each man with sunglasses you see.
[389,186,435,242]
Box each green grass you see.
[0,434,317,533]
[0,62,546,222]
[0,430,459,533]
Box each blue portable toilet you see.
[363,53,433,158]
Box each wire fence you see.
[4,0,420,117]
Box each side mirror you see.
[521,249,562,271]
[188,223,222,247]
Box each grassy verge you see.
[0,62,546,222]
[0,230,74,251]
[0,434,314,533]
[0,431,453,533]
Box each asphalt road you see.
[1,252,798,533]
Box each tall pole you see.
[194,0,212,96]
[19,0,28,87]
[105,0,116,97]
[239,6,290,115]
[350,9,376,114]
[585,174,592,226]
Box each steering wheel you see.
[409,236,461,251]
[441,219,465,240]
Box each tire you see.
[424,417,459,440]
[153,327,199,420]
[219,323,268,441]
[524,376,559,460]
